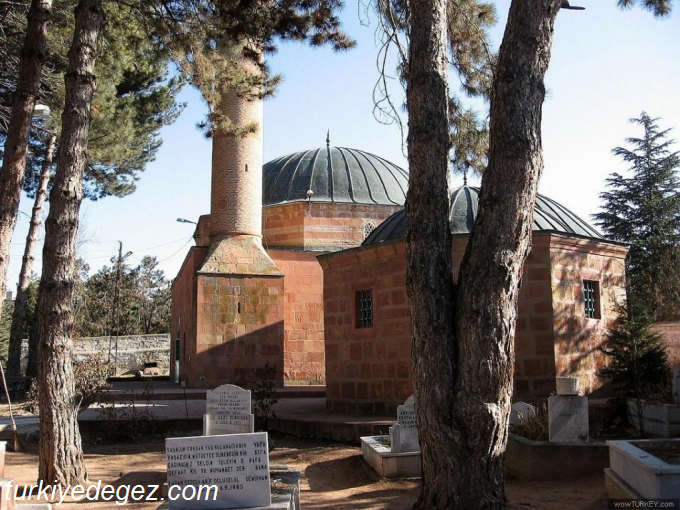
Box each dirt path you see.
[3,433,607,509]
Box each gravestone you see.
[673,366,680,405]
[166,432,270,509]
[204,385,254,435]
[389,395,420,453]
[509,402,536,426]
[548,395,589,443]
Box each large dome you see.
[363,186,605,245]
[263,146,408,206]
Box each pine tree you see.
[594,112,680,320]
[406,1,674,508]
[375,0,496,175]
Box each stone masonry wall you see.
[550,235,627,395]
[652,322,680,366]
[263,202,402,251]
[21,334,171,375]
[269,250,325,384]
[193,274,285,389]
[321,239,411,415]
[171,246,208,383]
[322,233,628,413]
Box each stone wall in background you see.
[21,333,170,374]
[652,322,680,367]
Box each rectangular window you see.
[583,280,601,319]
[355,289,373,329]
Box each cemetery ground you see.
[0,401,608,510]
[2,432,608,509]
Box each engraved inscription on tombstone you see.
[206,385,251,415]
[166,432,270,509]
[390,395,420,453]
[204,384,254,435]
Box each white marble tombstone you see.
[389,395,420,453]
[509,402,536,426]
[548,395,589,443]
[166,432,270,509]
[204,384,255,435]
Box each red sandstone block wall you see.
[270,250,325,384]
[322,240,411,415]
[652,322,680,367]
[170,247,208,384]
[263,203,402,250]
[549,236,627,395]
[515,240,556,397]
[322,233,629,413]
[192,274,285,389]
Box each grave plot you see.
[506,377,609,481]
[361,395,422,478]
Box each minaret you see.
[199,49,280,275]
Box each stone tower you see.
[191,49,284,388]
[200,53,280,274]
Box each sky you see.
[5,0,680,292]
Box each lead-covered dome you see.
[263,146,408,206]
[363,186,605,245]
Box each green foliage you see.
[617,0,674,17]
[373,0,496,175]
[252,362,279,432]
[74,256,171,338]
[594,112,680,321]
[598,306,671,400]
[0,281,38,364]
[0,299,12,363]
[2,0,184,201]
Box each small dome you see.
[263,146,408,206]
[363,186,605,245]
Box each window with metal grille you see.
[583,280,600,319]
[355,289,373,328]
[363,220,377,240]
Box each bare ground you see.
[2,432,608,509]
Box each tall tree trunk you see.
[0,0,52,321]
[37,0,104,485]
[409,1,561,508]
[7,134,55,377]
[404,0,456,505]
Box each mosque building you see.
[170,83,628,413]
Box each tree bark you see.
[0,0,52,321]
[404,0,456,505]
[7,134,55,377]
[408,1,561,508]
[37,0,104,485]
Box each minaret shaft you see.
[210,85,263,238]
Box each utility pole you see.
[108,241,131,373]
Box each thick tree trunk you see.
[0,0,52,321]
[37,0,103,485]
[408,1,561,508]
[7,134,55,377]
[404,0,456,506]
